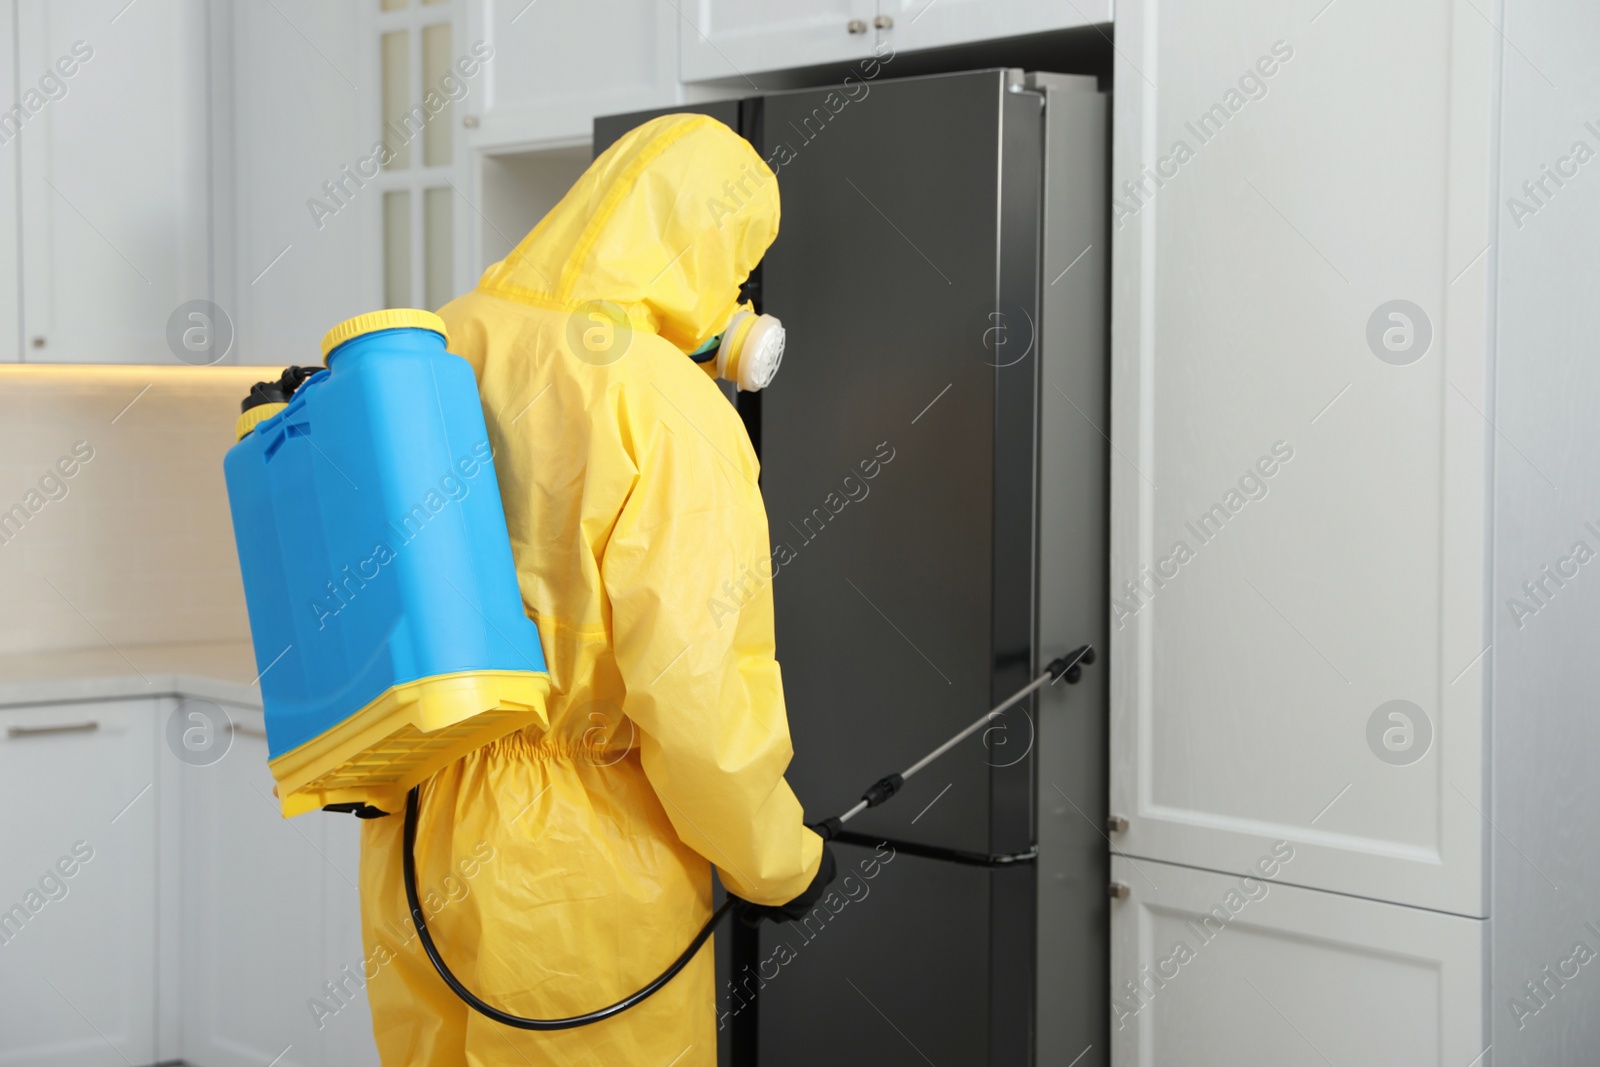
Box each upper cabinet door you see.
[679,0,876,83]
[471,0,678,147]
[1108,0,1495,917]
[0,0,17,362]
[876,0,1113,54]
[15,0,209,364]
[224,0,374,363]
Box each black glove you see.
[736,843,837,925]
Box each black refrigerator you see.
[596,68,1108,1067]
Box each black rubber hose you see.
[402,785,734,1030]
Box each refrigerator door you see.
[751,69,1043,1065]
[737,839,1014,1066]
[758,68,1042,858]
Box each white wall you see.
[0,366,265,654]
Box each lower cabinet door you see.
[0,700,160,1067]
[1110,856,1486,1067]
[179,706,377,1067]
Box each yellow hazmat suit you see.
[358,113,824,1066]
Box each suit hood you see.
[476,113,780,353]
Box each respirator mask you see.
[689,310,785,392]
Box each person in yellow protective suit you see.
[357,113,832,1066]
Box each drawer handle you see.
[8,721,100,738]
[230,722,268,739]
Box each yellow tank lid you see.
[320,309,449,361]
[235,401,288,441]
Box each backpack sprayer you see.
[402,642,1095,1030]
[224,308,1096,1031]
[223,311,551,819]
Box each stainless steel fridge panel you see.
[989,83,1046,1065]
[990,82,1045,859]
[1030,73,1110,1067]
[751,841,993,1066]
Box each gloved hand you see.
[736,843,837,925]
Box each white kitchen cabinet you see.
[468,0,680,149]
[679,0,1114,83]
[0,700,161,1067]
[876,0,1113,56]
[219,0,376,364]
[0,0,18,361]
[1485,3,1600,1063]
[1109,856,1487,1067]
[180,707,378,1067]
[1108,0,1494,917]
[318,811,379,1067]
[1109,0,1600,1061]
[679,0,877,83]
[14,0,210,364]
[0,689,378,1067]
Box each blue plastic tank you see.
[223,309,549,817]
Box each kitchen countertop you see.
[0,641,263,710]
